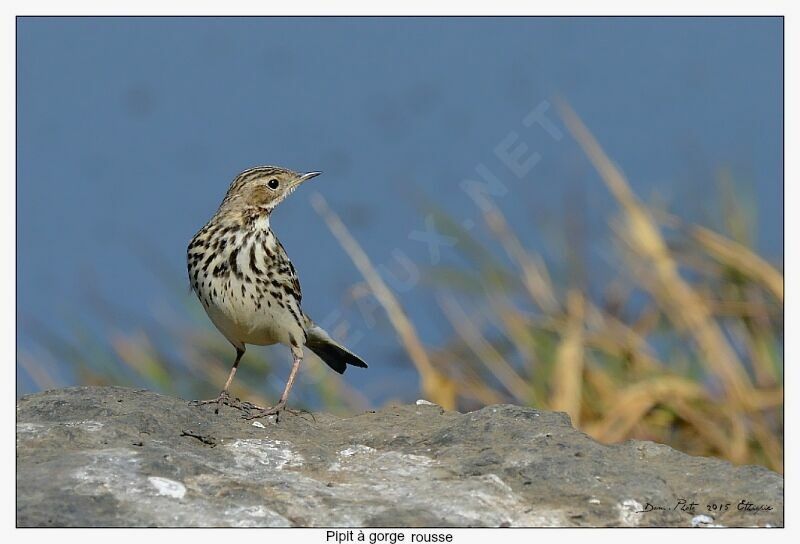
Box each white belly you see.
[202,291,301,348]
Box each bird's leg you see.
[243,347,303,422]
[190,347,258,413]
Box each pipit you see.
[187,166,367,420]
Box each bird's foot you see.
[241,400,307,423]
[189,391,264,414]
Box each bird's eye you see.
[267,178,280,190]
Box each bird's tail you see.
[304,321,368,375]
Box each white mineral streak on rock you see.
[338,444,376,457]
[148,476,186,499]
[223,505,290,527]
[73,449,142,495]
[18,420,104,439]
[617,499,644,527]
[226,439,304,471]
[16,422,47,436]
[63,420,104,431]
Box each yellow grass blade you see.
[549,290,585,425]
[432,351,508,406]
[587,376,707,443]
[486,294,544,405]
[584,299,663,373]
[557,99,755,408]
[438,294,532,404]
[479,198,561,314]
[692,225,783,302]
[666,398,741,460]
[311,193,457,409]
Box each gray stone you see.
[16,386,783,527]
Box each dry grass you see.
[313,102,783,472]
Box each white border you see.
[3,3,793,542]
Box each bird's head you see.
[219,165,321,214]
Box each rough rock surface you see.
[16,386,782,527]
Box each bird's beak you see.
[298,171,322,184]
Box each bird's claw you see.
[189,391,262,414]
[241,401,294,422]
[190,393,311,424]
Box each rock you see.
[16,386,783,527]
